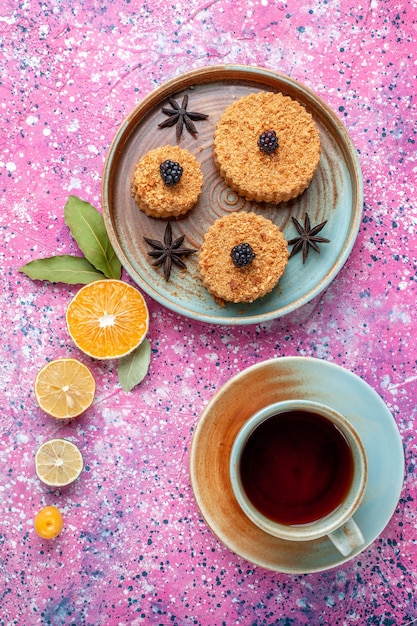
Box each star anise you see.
[288,213,330,264]
[158,95,209,140]
[143,222,197,281]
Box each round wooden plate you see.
[102,65,363,325]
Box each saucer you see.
[189,357,404,573]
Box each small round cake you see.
[213,91,321,204]
[131,145,203,218]
[198,212,289,305]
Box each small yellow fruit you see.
[34,505,64,539]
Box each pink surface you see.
[1,0,416,624]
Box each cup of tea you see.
[229,399,367,556]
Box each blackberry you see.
[257,129,279,154]
[231,243,256,268]
[159,160,183,186]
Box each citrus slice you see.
[35,438,84,487]
[66,279,149,360]
[34,358,95,419]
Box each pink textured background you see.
[1,0,416,624]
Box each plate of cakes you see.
[102,65,363,325]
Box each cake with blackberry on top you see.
[131,145,203,218]
[213,91,321,204]
[198,212,289,305]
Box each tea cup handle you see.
[327,518,365,557]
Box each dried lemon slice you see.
[35,439,84,487]
[34,358,95,419]
[66,279,149,360]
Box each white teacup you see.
[229,399,367,556]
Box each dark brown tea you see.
[239,410,354,525]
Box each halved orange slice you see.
[34,358,95,419]
[35,438,84,487]
[66,279,149,360]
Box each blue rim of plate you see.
[189,357,404,573]
[102,65,363,325]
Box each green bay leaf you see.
[118,338,151,392]
[19,255,105,284]
[64,195,121,279]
